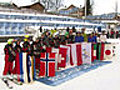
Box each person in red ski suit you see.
[12,39,22,75]
[3,39,16,75]
[22,38,31,53]
[31,38,41,71]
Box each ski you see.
[6,77,23,85]
[1,78,13,89]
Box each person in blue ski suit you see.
[75,32,84,43]
[88,33,97,43]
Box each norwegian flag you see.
[39,53,56,77]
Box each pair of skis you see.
[6,77,23,85]
[1,77,23,89]
[1,78,13,89]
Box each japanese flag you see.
[104,44,113,60]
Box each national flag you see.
[57,47,68,69]
[39,53,56,77]
[96,43,100,60]
[19,53,28,83]
[67,44,82,66]
[91,44,97,62]
[96,43,105,60]
[81,43,92,64]
[28,56,36,82]
[19,53,35,83]
[104,44,113,60]
[60,45,71,67]
[67,44,77,66]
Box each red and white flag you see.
[67,43,82,66]
[104,44,113,60]
[60,45,71,66]
[57,47,68,69]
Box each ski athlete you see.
[31,38,41,71]
[22,35,31,54]
[12,39,22,76]
[2,39,16,89]
[3,39,15,76]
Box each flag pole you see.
[85,0,87,18]
[115,0,118,17]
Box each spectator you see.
[88,33,97,43]
[106,31,110,39]
[116,30,119,39]
[92,32,97,43]
[75,32,84,43]
[110,29,115,38]
[100,31,107,43]
[118,30,120,38]
[81,28,87,42]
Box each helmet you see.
[24,35,29,38]
[24,38,28,41]
[7,39,14,44]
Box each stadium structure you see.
[0,2,106,38]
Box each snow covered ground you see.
[0,39,120,90]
